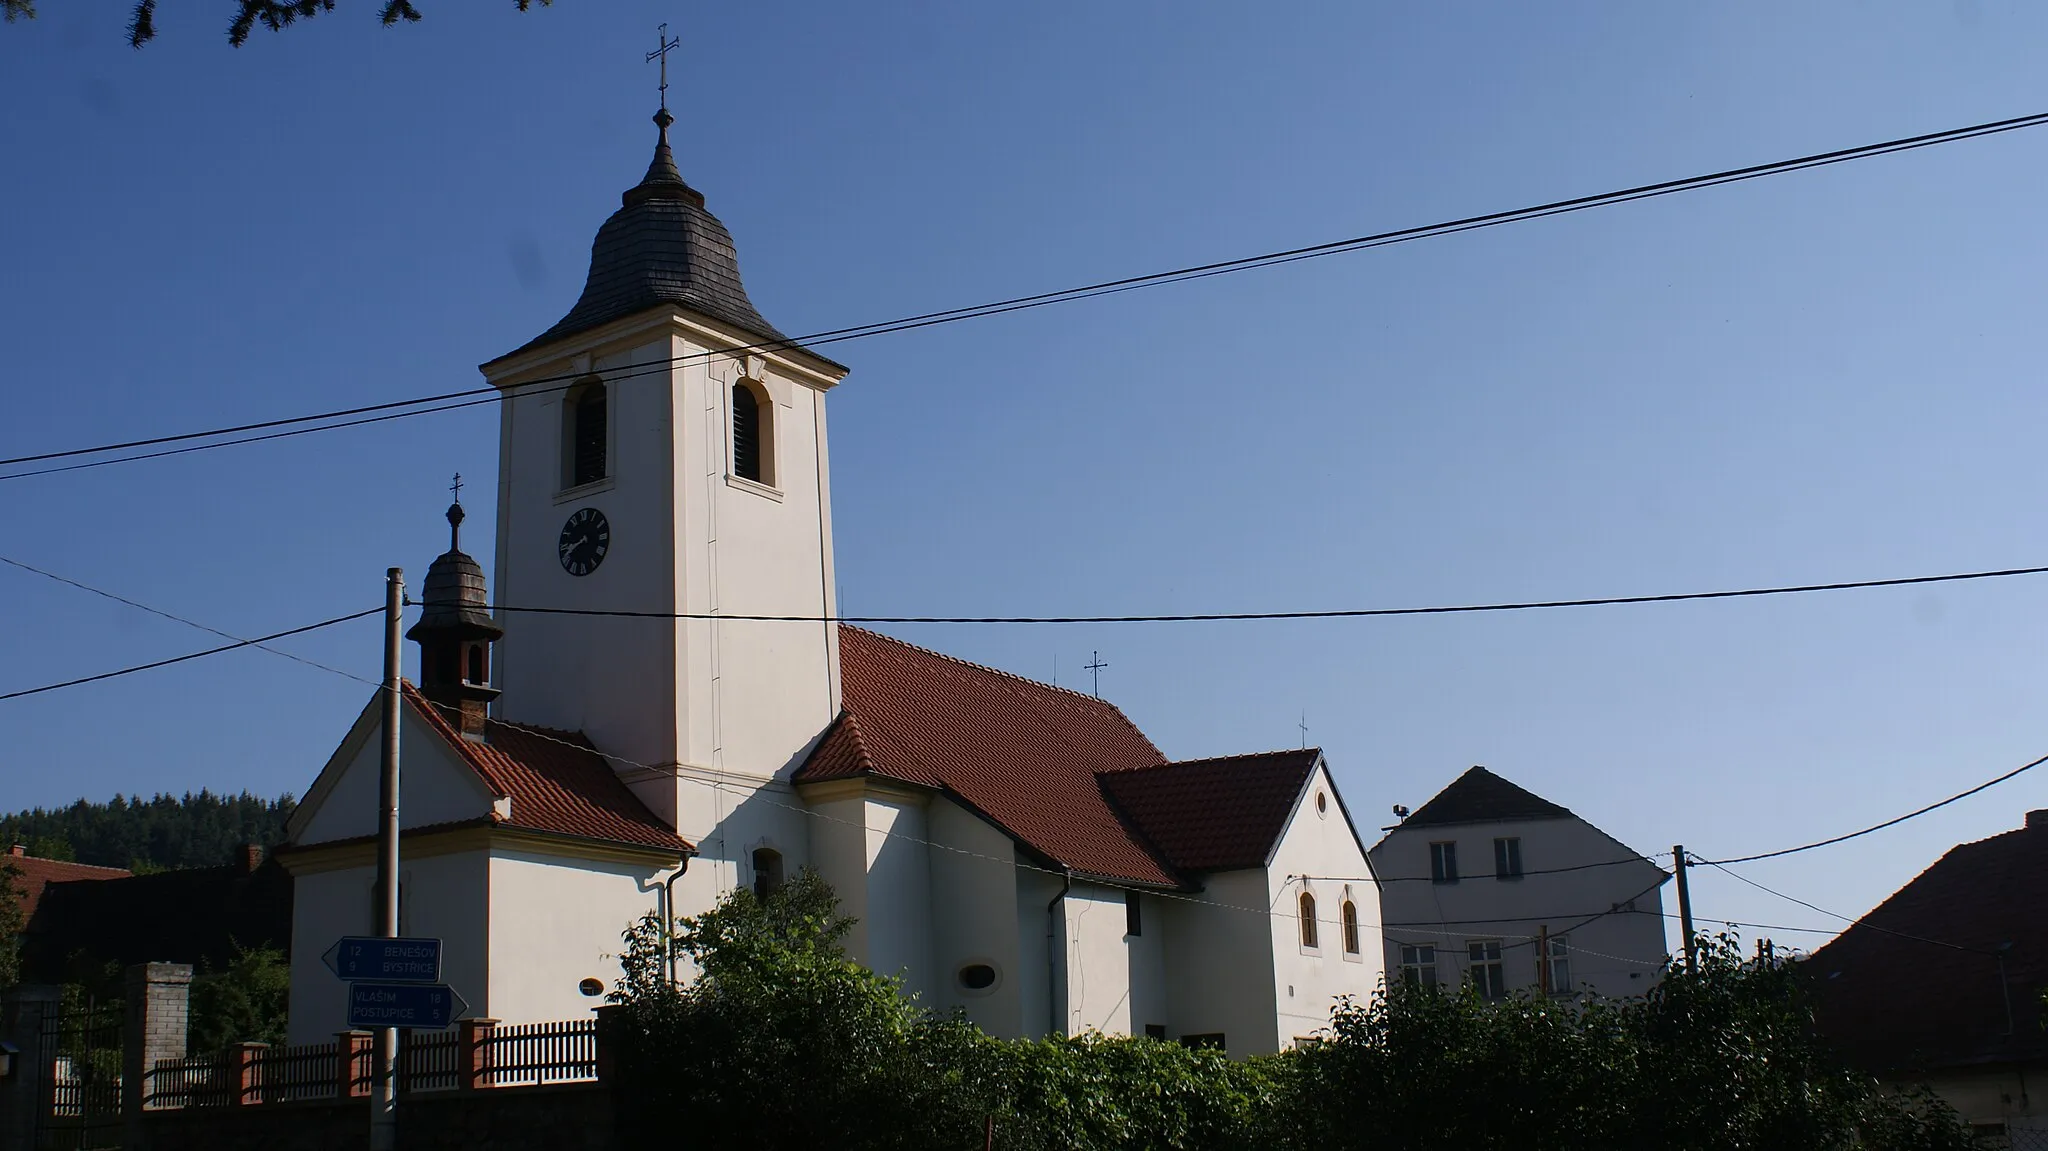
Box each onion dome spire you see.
[408,485,502,738]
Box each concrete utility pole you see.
[372,567,404,1151]
[1672,844,1696,973]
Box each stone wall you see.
[140,1082,617,1151]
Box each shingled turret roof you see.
[504,109,834,366]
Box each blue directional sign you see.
[323,937,443,983]
[346,982,468,1030]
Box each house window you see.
[1125,890,1142,937]
[1144,1024,1167,1040]
[956,963,998,992]
[466,644,485,685]
[1544,934,1571,995]
[1494,837,1523,880]
[1341,900,1360,955]
[1298,891,1319,949]
[564,380,607,488]
[1467,940,1505,999]
[1430,841,1458,884]
[1398,944,1436,986]
[750,847,784,901]
[732,381,772,484]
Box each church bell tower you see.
[476,102,849,878]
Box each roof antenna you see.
[1084,651,1108,699]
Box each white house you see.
[277,105,1381,1055]
[1368,766,1670,1000]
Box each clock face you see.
[558,507,610,577]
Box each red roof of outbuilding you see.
[1807,813,2048,1073]
[404,684,692,855]
[1101,750,1323,873]
[3,851,129,921]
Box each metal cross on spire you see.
[647,23,681,111]
[449,473,463,505]
[1298,712,1309,750]
[1084,651,1108,699]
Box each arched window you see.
[1341,900,1360,955]
[564,380,607,488]
[466,644,485,685]
[751,847,784,901]
[731,381,771,485]
[1298,891,1318,949]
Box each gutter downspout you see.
[664,856,692,986]
[1046,868,1073,1037]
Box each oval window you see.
[1316,791,1328,815]
[957,963,997,991]
[578,977,605,997]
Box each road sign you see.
[346,982,468,1030]
[323,937,443,983]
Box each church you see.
[277,105,1380,1056]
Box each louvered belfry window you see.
[571,384,607,487]
[732,382,763,482]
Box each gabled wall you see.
[1370,814,1669,999]
[292,704,497,846]
[1265,763,1382,1047]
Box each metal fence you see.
[36,1000,124,1151]
[140,1017,601,1110]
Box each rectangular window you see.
[1467,940,1505,999]
[1544,934,1572,995]
[1125,890,1142,937]
[1398,944,1437,987]
[1494,837,1523,880]
[1430,841,1459,884]
[1144,1024,1166,1040]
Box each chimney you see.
[240,844,265,874]
[2027,810,2048,831]
[8,844,24,857]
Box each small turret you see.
[407,497,503,739]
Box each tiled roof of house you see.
[798,628,1342,888]
[22,850,291,984]
[799,627,1180,886]
[3,850,129,921]
[404,684,692,855]
[1807,813,2048,1073]
[1397,765,1574,828]
[1100,750,1323,873]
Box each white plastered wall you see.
[1369,815,1670,999]
[1265,764,1383,1047]
[292,705,496,845]
[485,847,667,1022]
[926,800,1025,1035]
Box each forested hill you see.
[0,791,296,871]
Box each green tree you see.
[0,861,24,989]
[1,1,550,47]
[188,943,291,1051]
[0,790,294,871]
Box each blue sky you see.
[5,0,2048,955]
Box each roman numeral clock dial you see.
[558,507,611,577]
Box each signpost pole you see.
[371,568,404,1151]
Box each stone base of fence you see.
[139,1081,616,1151]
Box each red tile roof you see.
[1807,813,2048,1073]
[2,851,129,921]
[404,684,691,855]
[800,628,1340,888]
[1100,750,1322,873]
[802,627,1178,886]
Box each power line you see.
[0,555,377,686]
[0,608,381,702]
[9,108,2048,480]
[1695,855,1991,956]
[412,560,2048,625]
[1363,854,1668,884]
[1695,750,2048,865]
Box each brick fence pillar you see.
[0,983,62,1151]
[592,1005,623,1087]
[458,1018,499,1091]
[228,1041,268,1106]
[336,1030,373,1099]
[122,961,193,1148]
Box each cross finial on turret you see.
[647,23,681,113]
[450,473,464,505]
[446,473,467,550]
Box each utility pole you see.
[371,568,404,1151]
[1672,844,1696,973]
[1537,924,1551,996]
